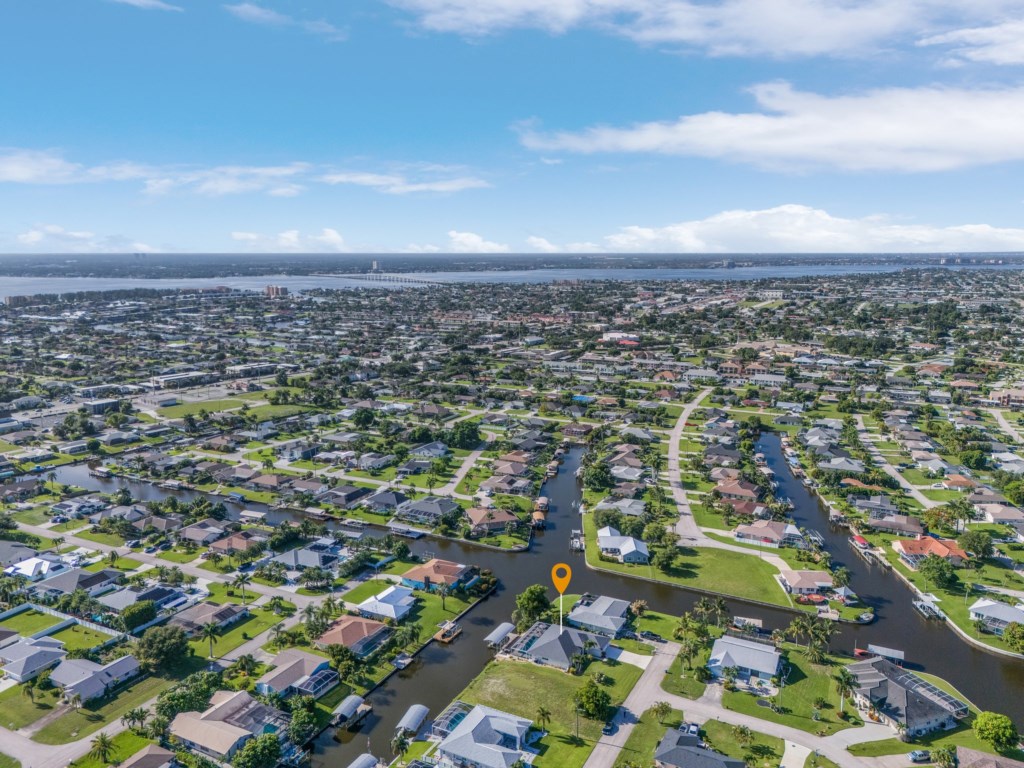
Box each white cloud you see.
[386,0,1020,59]
[534,204,1024,253]
[526,235,561,252]
[224,3,346,42]
[919,21,1024,65]
[145,163,311,196]
[108,0,183,11]
[13,224,158,253]
[322,170,490,195]
[230,228,348,252]
[446,230,509,252]
[521,81,1024,172]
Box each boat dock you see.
[434,620,463,643]
[387,522,429,539]
[332,694,372,729]
[913,600,945,620]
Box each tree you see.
[834,668,855,716]
[512,584,551,631]
[232,733,281,768]
[652,701,672,724]
[732,724,753,746]
[630,599,648,618]
[832,566,852,589]
[232,573,252,605]
[959,530,994,561]
[933,746,957,768]
[535,706,552,732]
[121,600,158,632]
[973,711,1019,752]
[573,678,611,719]
[582,462,613,491]
[88,733,115,764]
[652,547,676,572]
[200,621,221,659]
[288,707,317,745]
[390,732,410,759]
[1003,622,1024,653]
[137,625,191,670]
[918,554,957,590]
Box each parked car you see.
[144,546,157,554]
[126,540,141,548]
[907,750,931,763]
[687,722,700,737]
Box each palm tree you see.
[270,623,286,649]
[390,732,410,758]
[536,705,552,732]
[438,584,450,612]
[834,668,855,716]
[232,573,252,605]
[713,596,729,627]
[652,701,672,724]
[88,733,115,764]
[693,597,714,625]
[233,654,258,676]
[678,636,699,670]
[787,614,813,648]
[67,692,82,712]
[22,681,35,704]
[200,621,221,658]
[267,596,285,615]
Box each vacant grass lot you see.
[76,529,125,547]
[583,514,791,608]
[159,399,245,418]
[458,658,644,768]
[702,719,785,767]
[0,683,62,729]
[0,609,63,635]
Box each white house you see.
[596,526,649,564]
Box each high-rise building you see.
[265,285,289,298]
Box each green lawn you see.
[69,731,153,768]
[189,607,284,659]
[0,609,63,635]
[158,399,245,417]
[84,556,141,571]
[613,706,684,767]
[722,650,861,736]
[0,754,19,768]
[805,754,840,768]
[458,658,644,768]
[702,719,785,767]
[75,529,125,547]
[158,548,203,563]
[0,683,63,729]
[49,623,117,651]
[341,579,395,604]
[583,514,791,608]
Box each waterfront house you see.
[434,703,535,768]
[778,569,835,595]
[892,537,967,569]
[968,598,1024,636]
[507,621,609,671]
[596,526,650,564]
[846,657,966,737]
[466,506,520,536]
[356,584,417,622]
[256,649,339,699]
[169,690,291,762]
[733,520,806,549]
[401,558,476,591]
[566,595,630,637]
[315,615,391,657]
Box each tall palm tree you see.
[713,596,729,628]
[67,692,82,712]
[232,573,252,605]
[438,584,450,612]
[270,623,286,649]
[233,654,257,676]
[535,706,552,732]
[22,681,35,704]
[88,733,115,764]
[200,621,221,658]
[267,596,285,615]
[693,597,714,625]
[390,732,410,758]
[834,668,855,716]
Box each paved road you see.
[666,391,789,573]
[854,415,938,510]
[988,408,1023,445]
[583,640,906,768]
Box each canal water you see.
[50,442,1024,765]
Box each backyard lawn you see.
[613,706,684,768]
[0,609,63,635]
[84,556,141,572]
[49,623,117,651]
[457,658,644,768]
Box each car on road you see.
[144,546,157,554]
[601,722,615,735]
[126,540,141,548]
[907,750,931,763]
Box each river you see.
[49,442,1024,764]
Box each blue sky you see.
[2,0,1024,253]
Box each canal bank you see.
[46,445,1024,766]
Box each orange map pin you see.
[552,563,572,594]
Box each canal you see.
[50,441,1024,765]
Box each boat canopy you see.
[344,754,379,768]
[334,694,365,720]
[484,622,515,646]
[396,704,429,734]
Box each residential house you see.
[733,520,806,549]
[4,554,66,582]
[255,649,339,699]
[401,558,476,591]
[315,616,391,657]
[566,595,630,637]
[363,489,408,514]
[209,530,267,556]
[892,537,967,569]
[708,635,781,682]
[119,746,175,768]
[0,637,66,682]
[169,690,291,762]
[395,496,461,526]
[596,526,650,564]
[357,584,417,622]
[968,599,1024,636]
[465,507,519,536]
[846,657,966,737]
[272,537,344,572]
[169,603,248,636]
[435,704,535,768]
[655,730,743,768]
[49,655,141,702]
[35,567,120,598]
[178,518,228,546]
[508,622,609,671]
[778,569,835,595]
[410,441,449,459]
